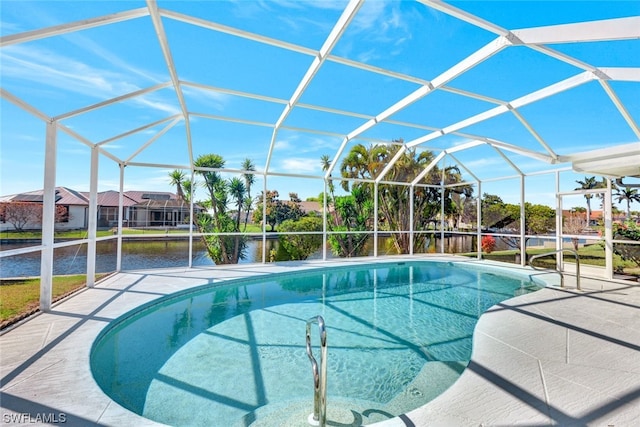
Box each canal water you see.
[0,235,486,278]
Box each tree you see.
[254,190,279,231]
[338,143,472,254]
[228,177,246,231]
[277,216,323,260]
[182,180,193,204]
[481,194,513,230]
[192,154,249,264]
[442,165,474,229]
[253,191,304,231]
[480,194,555,253]
[0,202,41,231]
[0,202,69,231]
[241,158,256,231]
[168,170,186,201]
[321,155,373,257]
[575,176,606,227]
[563,211,587,250]
[614,186,640,220]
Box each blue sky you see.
[1,0,639,212]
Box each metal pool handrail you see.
[306,315,327,427]
[528,248,581,291]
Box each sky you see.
[1,0,639,212]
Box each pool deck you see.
[1,256,639,426]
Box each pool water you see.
[90,261,542,426]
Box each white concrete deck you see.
[1,256,639,426]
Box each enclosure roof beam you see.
[411,151,446,186]
[57,123,122,164]
[326,36,508,179]
[0,88,50,122]
[164,7,506,116]
[509,108,557,160]
[491,146,523,175]
[273,0,364,131]
[407,71,595,148]
[447,153,480,182]
[599,67,640,82]
[270,0,363,175]
[189,112,274,129]
[482,138,555,164]
[512,16,640,44]
[181,81,288,105]
[124,117,182,164]
[0,8,149,47]
[160,9,316,56]
[375,145,408,183]
[598,80,640,140]
[146,0,193,167]
[419,0,511,37]
[54,82,173,121]
[96,115,182,146]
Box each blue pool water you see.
[90,261,543,426]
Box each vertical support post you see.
[322,180,328,261]
[409,184,414,255]
[261,176,268,263]
[188,169,195,268]
[520,174,526,266]
[440,181,445,254]
[555,171,563,272]
[373,182,379,257]
[604,178,613,280]
[476,180,482,260]
[116,163,124,272]
[86,145,99,287]
[40,120,57,312]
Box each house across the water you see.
[0,187,199,231]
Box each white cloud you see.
[274,139,292,150]
[181,86,229,112]
[278,157,320,174]
[0,45,180,116]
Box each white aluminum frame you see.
[0,1,638,310]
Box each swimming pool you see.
[90,260,543,426]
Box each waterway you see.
[0,234,488,278]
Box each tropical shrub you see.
[481,235,496,253]
[277,216,323,260]
[174,153,253,264]
[613,221,640,268]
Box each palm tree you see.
[193,154,249,264]
[321,154,338,223]
[241,158,256,230]
[194,154,226,220]
[442,165,473,229]
[228,177,246,230]
[168,169,186,201]
[575,176,603,227]
[339,143,458,254]
[615,186,640,219]
[182,179,193,204]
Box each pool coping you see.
[1,255,639,426]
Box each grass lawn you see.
[465,244,639,277]
[0,274,109,328]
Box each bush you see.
[481,235,496,253]
[613,221,640,268]
[277,216,323,260]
